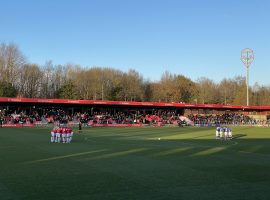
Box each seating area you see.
[1,108,268,126]
[188,113,259,125]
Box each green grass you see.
[1,126,270,200]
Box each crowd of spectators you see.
[0,109,41,125]
[0,109,182,126]
[0,108,269,127]
[188,113,266,126]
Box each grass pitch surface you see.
[0,126,270,200]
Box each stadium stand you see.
[0,97,270,127]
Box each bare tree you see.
[18,64,42,98]
[196,77,220,104]
[0,43,25,86]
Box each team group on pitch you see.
[50,125,232,143]
[215,126,233,140]
[50,126,74,143]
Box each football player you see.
[228,128,232,139]
[216,126,220,139]
[56,127,62,143]
[62,127,67,143]
[50,127,57,143]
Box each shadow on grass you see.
[2,127,270,200]
[233,133,247,139]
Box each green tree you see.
[55,81,77,99]
[175,75,197,103]
[0,81,17,97]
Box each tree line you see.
[0,42,270,105]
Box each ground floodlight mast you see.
[241,48,254,106]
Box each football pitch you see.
[0,126,270,200]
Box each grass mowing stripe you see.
[79,147,149,161]
[23,149,107,164]
[1,126,270,200]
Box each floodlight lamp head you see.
[241,48,254,67]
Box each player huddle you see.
[50,126,74,143]
[215,126,232,140]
